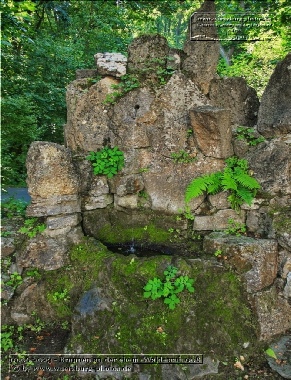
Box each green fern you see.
[185,157,260,211]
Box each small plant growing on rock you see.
[103,74,140,104]
[18,218,46,238]
[143,265,195,310]
[235,126,265,146]
[225,218,247,236]
[185,156,260,211]
[86,146,125,178]
[171,150,196,164]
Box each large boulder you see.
[182,0,220,94]
[246,138,291,197]
[65,77,119,152]
[257,53,291,137]
[203,232,278,293]
[189,106,233,158]
[208,77,259,127]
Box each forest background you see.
[1,0,290,187]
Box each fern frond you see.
[185,174,212,203]
[236,187,254,206]
[233,172,260,190]
[207,172,223,194]
[221,168,237,191]
[227,193,243,211]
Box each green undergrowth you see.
[97,222,175,245]
[44,238,260,364]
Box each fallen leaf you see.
[37,335,44,341]
[234,361,244,371]
[156,326,164,333]
[30,347,37,353]
[94,336,99,339]
[240,355,245,362]
[37,369,44,376]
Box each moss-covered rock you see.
[38,238,262,378]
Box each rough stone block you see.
[17,235,69,270]
[75,69,98,79]
[208,77,259,127]
[46,214,81,230]
[204,232,278,293]
[114,194,138,209]
[26,142,80,199]
[246,139,291,196]
[189,106,233,158]
[251,286,291,340]
[257,53,291,137]
[83,194,113,210]
[94,52,127,78]
[194,210,245,231]
[1,237,15,257]
[182,0,219,94]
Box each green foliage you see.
[156,66,175,85]
[86,146,125,178]
[138,190,148,199]
[143,265,195,310]
[265,347,277,360]
[104,74,140,104]
[214,249,223,257]
[1,198,28,218]
[185,157,260,211]
[18,218,46,238]
[51,289,70,302]
[170,150,196,164]
[235,127,265,146]
[1,96,41,186]
[5,272,23,290]
[225,219,247,236]
[26,268,41,281]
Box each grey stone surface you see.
[252,287,291,340]
[189,106,233,158]
[266,335,291,379]
[258,53,291,137]
[26,142,80,200]
[95,52,127,78]
[1,237,15,257]
[209,77,259,127]
[194,209,245,231]
[76,69,98,79]
[204,232,278,293]
[17,235,69,270]
[246,138,291,196]
[182,0,220,94]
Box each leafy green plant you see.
[143,265,195,310]
[6,272,23,289]
[18,218,46,238]
[86,146,125,178]
[1,198,28,218]
[138,190,148,199]
[225,218,247,236]
[185,157,260,211]
[156,66,175,85]
[26,268,41,281]
[171,150,196,164]
[214,249,223,257]
[138,167,149,173]
[103,74,140,104]
[236,127,265,146]
[51,288,70,302]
